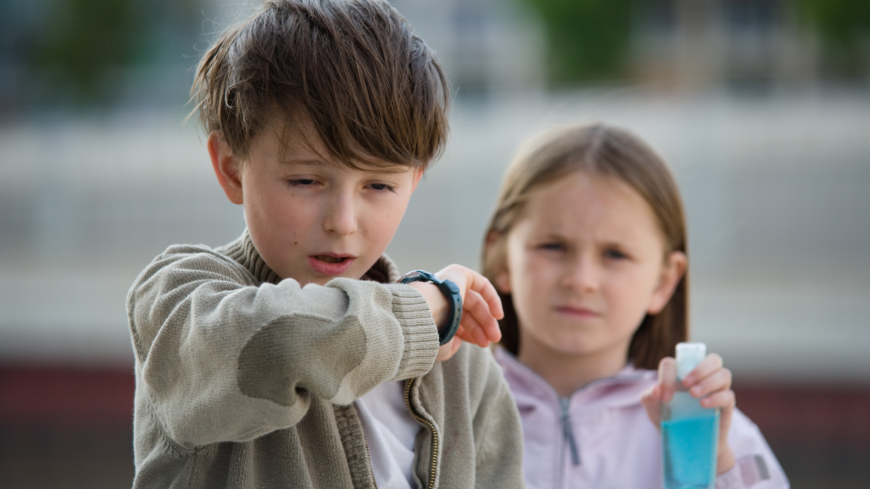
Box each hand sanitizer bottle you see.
[661,342,719,489]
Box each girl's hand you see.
[410,265,504,362]
[641,354,737,475]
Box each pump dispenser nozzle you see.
[676,342,706,380]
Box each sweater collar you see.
[220,229,401,285]
[494,346,656,409]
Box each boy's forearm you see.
[129,247,440,447]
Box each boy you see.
[126,0,524,488]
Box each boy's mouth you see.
[308,254,357,276]
[314,255,348,264]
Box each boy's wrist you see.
[401,270,462,345]
[408,282,448,329]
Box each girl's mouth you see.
[555,306,600,319]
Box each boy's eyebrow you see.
[278,157,414,174]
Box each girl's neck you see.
[517,336,630,398]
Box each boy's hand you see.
[409,265,504,362]
[640,354,737,475]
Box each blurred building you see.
[632,0,817,90]
[391,0,545,93]
[1,1,869,488]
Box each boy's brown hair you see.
[191,0,449,168]
[482,123,689,369]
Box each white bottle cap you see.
[675,342,706,380]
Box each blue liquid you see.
[662,413,719,489]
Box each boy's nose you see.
[323,192,358,236]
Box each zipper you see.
[559,397,581,466]
[404,378,439,489]
[363,433,379,489]
[354,403,379,489]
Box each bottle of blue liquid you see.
[661,342,719,489]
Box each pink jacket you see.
[495,348,789,489]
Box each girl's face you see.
[496,171,685,364]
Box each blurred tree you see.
[796,0,870,78]
[515,0,634,84]
[9,0,204,107]
[30,0,141,104]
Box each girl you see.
[483,124,788,488]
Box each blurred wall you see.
[1,0,869,487]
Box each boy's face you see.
[209,119,423,285]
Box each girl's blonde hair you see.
[482,123,688,369]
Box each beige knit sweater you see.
[126,231,525,488]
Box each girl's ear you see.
[485,230,512,293]
[208,131,244,205]
[648,251,687,315]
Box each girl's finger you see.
[683,353,724,386]
[658,357,677,403]
[699,388,736,411]
[689,368,732,399]
[640,384,664,427]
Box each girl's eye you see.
[368,183,396,193]
[604,248,628,260]
[539,242,565,252]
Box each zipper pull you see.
[559,398,581,466]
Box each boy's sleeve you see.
[715,409,790,489]
[127,245,439,449]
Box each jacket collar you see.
[220,229,401,285]
[494,346,656,410]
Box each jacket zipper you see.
[354,403,379,489]
[404,378,438,489]
[363,435,379,489]
[559,397,581,466]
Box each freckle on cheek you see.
[294,242,298,245]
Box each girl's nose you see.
[323,191,358,236]
[562,254,599,293]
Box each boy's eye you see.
[368,182,396,193]
[287,178,318,187]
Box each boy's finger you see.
[466,289,502,342]
[683,353,723,386]
[689,368,732,399]
[464,289,501,343]
[658,357,677,403]
[466,270,504,319]
[458,311,488,347]
[454,328,476,344]
[456,324,475,343]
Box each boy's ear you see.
[411,166,424,192]
[647,250,687,315]
[208,132,244,205]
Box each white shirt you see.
[355,380,422,489]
